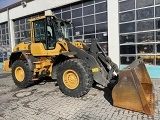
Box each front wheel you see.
[12,60,34,88]
[57,59,93,97]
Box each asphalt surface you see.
[0,69,159,120]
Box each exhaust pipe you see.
[112,59,154,115]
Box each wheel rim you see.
[15,67,25,82]
[63,69,79,89]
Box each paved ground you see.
[0,69,159,120]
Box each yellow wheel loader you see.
[2,15,154,115]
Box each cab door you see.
[46,16,61,56]
[31,16,61,56]
[30,18,48,56]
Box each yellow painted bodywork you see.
[30,40,70,56]
[72,41,83,49]
[15,67,25,82]
[13,42,30,52]
[63,69,80,89]
[30,43,48,56]
[33,58,52,76]
[2,60,11,72]
[45,43,63,56]
[2,42,31,72]
[2,15,84,79]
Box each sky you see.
[0,0,21,9]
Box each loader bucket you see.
[112,59,154,115]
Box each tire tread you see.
[57,59,93,97]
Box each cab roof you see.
[28,15,57,22]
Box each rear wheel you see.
[57,59,93,97]
[12,60,34,88]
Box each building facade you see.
[0,0,159,78]
[119,0,160,77]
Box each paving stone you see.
[0,71,159,120]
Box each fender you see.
[9,50,37,71]
[60,51,77,56]
[67,42,110,87]
[51,52,76,79]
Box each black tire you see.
[57,59,93,97]
[12,60,34,88]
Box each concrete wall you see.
[108,0,119,66]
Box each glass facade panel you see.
[120,11,135,22]
[96,23,107,33]
[62,11,71,19]
[95,0,105,3]
[120,45,135,54]
[84,25,95,34]
[14,12,44,44]
[121,56,136,64]
[120,22,135,33]
[72,18,83,27]
[53,8,61,13]
[55,13,61,18]
[74,36,82,40]
[137,7,154,20]
[62,5,70,12]
[83,0,94,6]
[156,0,160,4]
[137,20,154,31]
[84,15,95,25]
[1,24,5,28]
[119,0,135,12]
[26,23,30,29]
[137,32,154,43]
[119,0,159,65]
[137,44,154,54]
[84,34,95,42]
[120,34,135,44]
[95,2,107,13]
[156,19,160,29]
[155,6,160,17]
[72,8,82,18]
[156,57,160,65]
[0,22,10,63]
[95,12,107,23]
[136,0,154,8]
[156,31,160,41]
[14,26,19,31]
[83,5,94,16]
[52,0,108,53]
[96,33,108,42]
[72,1,82,9]
[74,27,83,36]
[156,44,160,53]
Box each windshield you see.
[54,20,70,40]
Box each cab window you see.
[34,19,45,43]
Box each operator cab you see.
[30,15,70,50]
